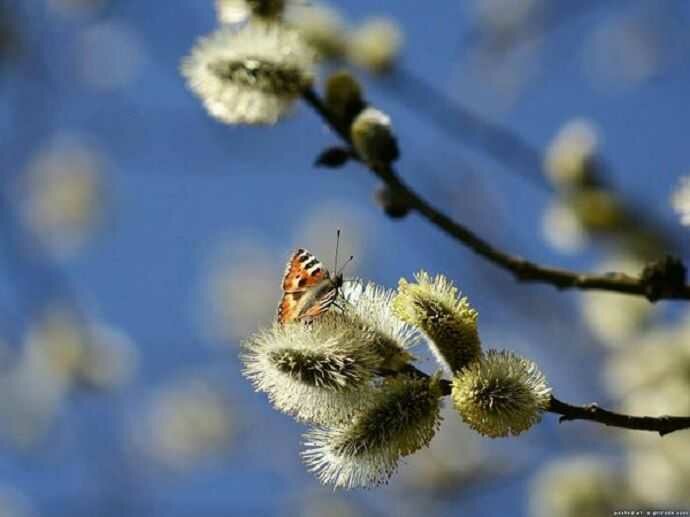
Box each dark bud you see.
[314,147,351,169]
[375,185,410,219]
[324,70,367,127]
[640,255,687,302]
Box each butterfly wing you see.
[277,291,303,325]
[277,249,330,324]
[281,249,327,292]
[298,284,340,322]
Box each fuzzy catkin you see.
[181,24,315,124]
[452,350,551,438]
[392,272,481,373]
[302,374,444,488]
[241,318,382,425]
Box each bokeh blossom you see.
[672,176,690,227]
[181,23,315,124]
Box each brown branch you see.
[398,367,690,436]
[301,87,690,302]
[546,396,690,437]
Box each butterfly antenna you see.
[334,229,341,272]
[338,255,354,276]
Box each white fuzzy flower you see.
[302,375,443,489]
[21,134,105,259]
[347,18,403,74]
[341,280,417,371]
[582,290,654,348]
[392,272,481,374]
[672,176,690,227]
[627,447,689,506]
[288,3,347,59]
[22,307,137,391]
[242,315,384,425]
[181,24,315,125]
[580,256,656,348]
[605,316,690,417]
[452,350,551,438]
[541,200,588,254]
[133,378,234,470]
[242,279,415,425]
[544,119,599,188]
[530,456,628,517]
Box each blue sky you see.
[1,1,689,515]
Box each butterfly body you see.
[277,248,344,325]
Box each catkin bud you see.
[347,18,403,74]
[302,374,443,489]
[392,272,481,373]
[289,3,347,59]
[341,280,416,372]
[544,119,600,190]
[241,317,383,425]
[325,70,366,126]
[452,350,551,438]
[350,107,399,167]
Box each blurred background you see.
[1,0,690,515]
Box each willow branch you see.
[396,366,690,436]
[301,87,690,302]
[546,396,690,437]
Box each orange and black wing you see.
[298,286,339,322]
[281,249,328,293]
[277,249,330,324]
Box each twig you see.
[399,366,690,436]
[301,87,690,302]
[546,396,690,437]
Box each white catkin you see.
[242,316,382,425]
[181,24,315,124]
[302,375,443,488]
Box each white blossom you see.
[302,375,443,488]
[181,24,315,124]
[672,176,690,226]
[242,316,383,425]
[393,272,480,373]
[452,350,551,437]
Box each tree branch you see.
[546,396,690,437]
[301,87,690,302]
[397,366,690,436]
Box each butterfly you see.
[276,247,348,325]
